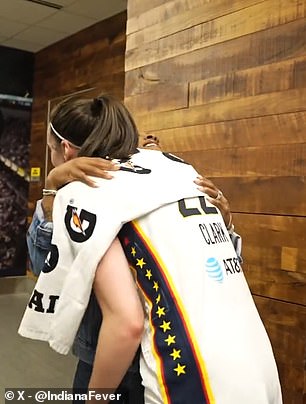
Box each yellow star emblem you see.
[170,348,181,360]
[156,306,166,318]
[174,363,186,376]
[155,294,161,304]
[131,247,136,257]
[145,269,152,280]
[165,334,176,346]
[153,281,159,291]
[160,321,171,333]
[136,258,146,269]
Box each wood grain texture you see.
[197,176,306,216]
[127,0,265,45]
[126,0,306,400]
[126,0,306,70]
[134,88,306,132]
[140,111,306,153]
[125,83,188,114]
[254,296,306,404]
[128,0,167,19]
[182,145,306,177]
[125,18,306,97]
[232,213,306,304]
[189,56,306,106]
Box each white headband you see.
[49,122,81,149]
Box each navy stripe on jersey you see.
[119,222,211,404]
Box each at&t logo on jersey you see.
[205,256,242,282]
[205,257,224,283]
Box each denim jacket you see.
[27,200,242,365]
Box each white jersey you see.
[19,149,282,403]
[119,204,282,404]
[19,149,204,353]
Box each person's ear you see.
[61,140,78,161]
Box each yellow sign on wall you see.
[30,167,41,182]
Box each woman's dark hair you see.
[50,94,139,159]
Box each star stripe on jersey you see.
[119,221,214,404]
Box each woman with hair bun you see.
[21,94,281,404]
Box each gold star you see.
[156,306,166,318]
[145,269,152,280]
[153,281,159,291]
[174,363,186,376]
[170,348,181,360]
[155,294,161,304]
[165,334,176,346]
[136,258,146,269]
[160,321,171,333]
[131,247,136,257]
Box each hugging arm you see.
[88,238,144,399]
[27,157,119,275]
[194,175,242,261]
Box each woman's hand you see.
[194,175,232,229]
[46,157,120,190]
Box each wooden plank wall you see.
[125,1,306,403]
[28,11,127,213]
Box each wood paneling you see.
[125,83,188,114]
[189,56,306,106]
[125,0,306,70]
[254,296,306,404]
[28,12,127,212]
[182,145,306,177]
[133,88,306,132]
[125,0,306,401]
[139,112,306,152]
[198,177,306,216]
[125,18,306,97]
[127,0,265,44]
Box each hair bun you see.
[91,97,103,117]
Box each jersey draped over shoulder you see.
[19,148,282,403]
[18,149,203,353]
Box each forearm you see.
[41,195,54,222]
[41,169,60,222]
[88,316,142,402]
[88,238,144,402]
